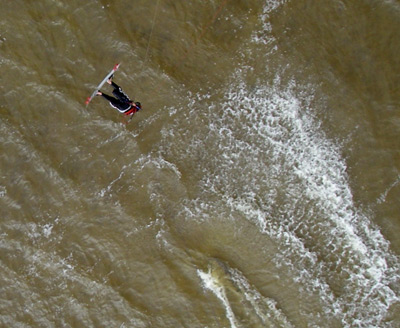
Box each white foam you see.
[98,165,127,198]
[42,223,53,239]
[177,57,399,327]
[157,1,399,325]
[0,185,6,198]
[214,77,400,326]
[197,269,239,328]
[229,267,295,328]
[377,174,400,204]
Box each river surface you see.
[1,1,400,327]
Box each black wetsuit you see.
[100,82,140,115]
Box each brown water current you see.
[1,1,399,327]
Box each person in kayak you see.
[96,76,141,116]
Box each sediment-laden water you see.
[1,1,399,327]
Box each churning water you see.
[1,0,399,327]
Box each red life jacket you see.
[124,104,139,116]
